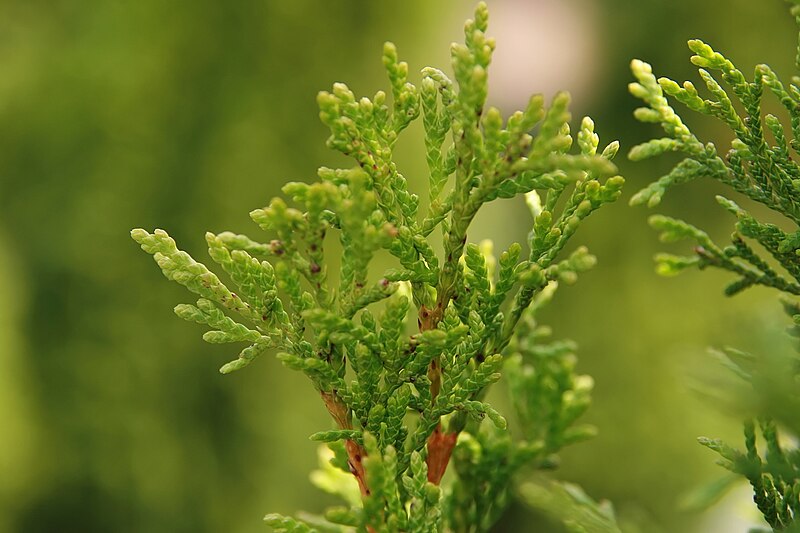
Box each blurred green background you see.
[1,1,796,531]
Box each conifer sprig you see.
[134,3,623,531]
[630,1,800,528]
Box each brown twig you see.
[345,439,370,497]
[426,424,458,484]
[320,390,371,497]
[419,302,459,485]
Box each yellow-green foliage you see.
[631,1,800,528]
[134,3,624,532]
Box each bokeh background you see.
[1,0,797,531]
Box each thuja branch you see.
[630,1,800,529]
[133,3,623,531]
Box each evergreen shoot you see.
[630,1,800,529]
[133,3,624,531]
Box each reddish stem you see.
[419,303,460,484]
[345,439,370,497]
[426,424,458,484]
[321,391,371,497]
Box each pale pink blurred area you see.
[484,0,600,112]
[433,0,601,113]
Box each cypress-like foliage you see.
[631,1,800,529]
[134,4,623,531]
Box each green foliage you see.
[444,287,613,533]
[630,1,800,529]
[134,3,623,531]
